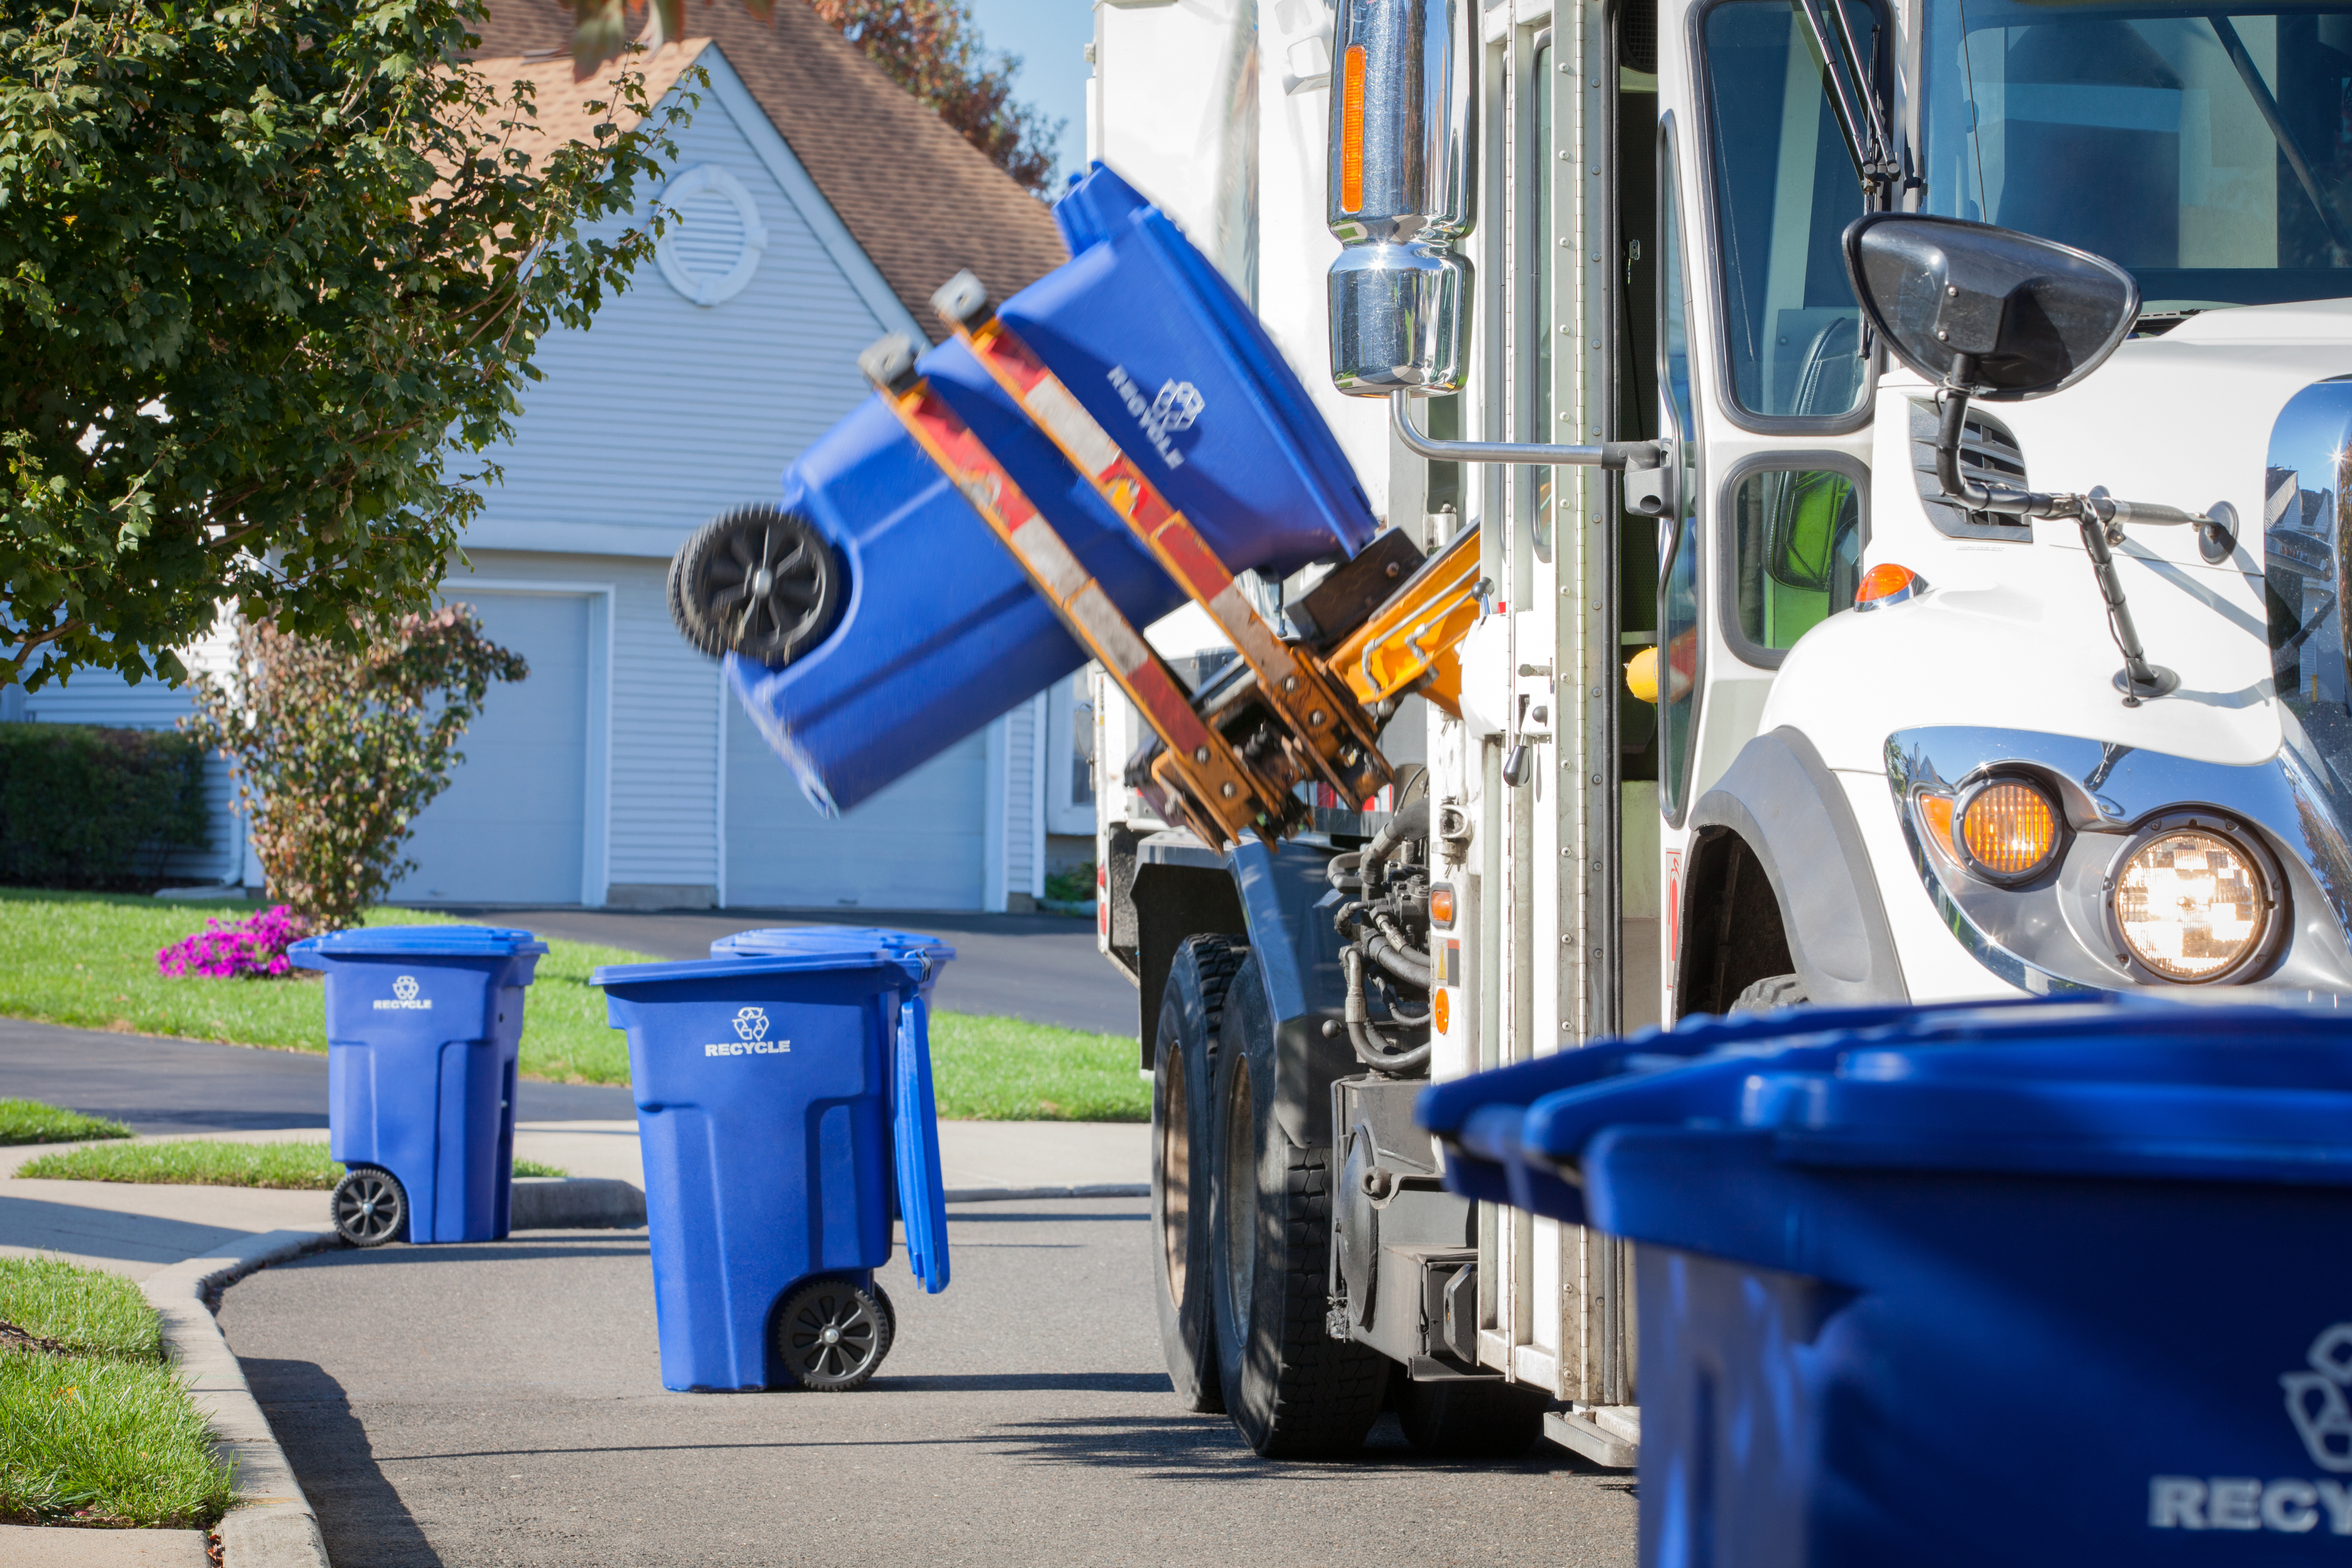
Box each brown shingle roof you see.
[466,40,713,166]
[469,1,1069,340]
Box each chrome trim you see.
[1886,726,2352,996]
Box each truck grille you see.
[1908,401,2032,540]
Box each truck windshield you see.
[1919,1,2352,313]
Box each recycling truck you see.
[672,0,2352,1467]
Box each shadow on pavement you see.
[876,1371,1176,1395]
[986,1412,1595,1482]
[239,1357,446,1568]
[284,1241,652,1267]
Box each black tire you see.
[775,1276,892,1391]
[1152,935,1247,1415]
[1396,1377,1550,1458]
[670,505,845,665]
[330,1166,407,1248]
[1730,973,1809,1014]
[1209,953,1388,1458]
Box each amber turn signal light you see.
[1429,886,1455,927]
[1959,781,2059,880]
[1855,562,1927,609]
[1339,46,1368,213]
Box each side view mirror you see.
[1324,0,1473,395]
[1843,212,2138,401]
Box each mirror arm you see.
[1391,391,1662,470]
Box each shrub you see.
[156,905,308,980]
[184,608,527,931]
[0,725,207,890]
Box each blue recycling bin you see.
[593,928,955,1392]
[728,163,1380,816]
[289,925,547,1246]
[1421,999,2352,1566]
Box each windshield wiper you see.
[1795,0,1898,206]
[2209,15,2352,262]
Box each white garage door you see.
[726,714,985,911]
[393,592,592,905]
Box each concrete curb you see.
[944,1183,1147,1203]
[141,1228,340,1568]
[510,1176,645,1230]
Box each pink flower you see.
[156,905,311,981]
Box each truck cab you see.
[1082,0,2352,1466]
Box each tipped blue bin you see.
[595,929,954,1392]
[1421,999,2352,1566]
[290,925,547,1245]
[727,164,1379,816]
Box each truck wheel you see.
[1153,936,1245,1414]
[669,505,845,666]
[1396,1377,1550,1458]
[1730,973,1808,1013]
[1209,953,1388,1458]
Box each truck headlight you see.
[2109,819,2278,983]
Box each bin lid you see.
[289,925,547,962]
[592,942,942,990]
[709,927,956,964]
[1420,998,2352,1220]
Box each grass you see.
[0,1257,236,1529]
[17,1141,568,1188]
[0,887,1146,1121]
[0,1100,131,1147]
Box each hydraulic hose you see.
[1342,948,1432,1076]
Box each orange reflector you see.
[1960,782,2059,878]
[1429,886,1455,926]
[1340,46,1368,214]
[1855,562,1923,607]
[1917,793,1958,860]
[1433,989,1451,1033]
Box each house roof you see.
[465,39,714,166]
[469,1,1069,339]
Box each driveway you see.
[219,1202,1637,1567]
[438,906,1138,1036]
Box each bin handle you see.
[894,992,951,1294]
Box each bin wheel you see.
[1209,952,1388,1458]
[1396,1376,1550,1458]
[1730,973,1809,1014]
[668,505,845,667]
[776,1276,892,1392]
[1153,936,1245,1414]
[331,1167,408,1248]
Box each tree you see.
[0,0,690,693]
[570,0,1063,194]
[183,606,528,930]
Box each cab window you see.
[1724,466,1864,665]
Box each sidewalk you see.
[0,1119,1148,1279]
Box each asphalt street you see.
[0,1018,635,1135]
[448,906,1138,1037]
[219,1202,1637,1567]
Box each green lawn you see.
[15,1140,567,1189]
[0,889,1146,1121]
[0,1257,237,1528]
[0,1100,131,1147]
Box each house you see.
[19,0,1100,912]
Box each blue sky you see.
[963,0,1094,185]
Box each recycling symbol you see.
[2282,1323,2352,1471]
[393,975,419,1003]
[1150,379,1204,433]
[732,1007,770,1043]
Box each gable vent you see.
[1908,400,2031,539]
[655,166,769,308]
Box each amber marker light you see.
[1916,792,1959,861]
[1339,46,1368,214]
[1429,886,1455,927]
[1958,781,2059,880]
[1433,990,1451,1032]
[1854,563,1927,610]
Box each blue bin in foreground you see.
[595,929,954,1393]
[1421,999,2352,1566]
[289,925,547,1247]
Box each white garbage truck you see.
[1079,0,2352,1465]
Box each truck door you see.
[1652,0,1881,1020]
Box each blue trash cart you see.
[290,925,547,1247]
[1421,998,2352,1567]
[595,928,954,1392]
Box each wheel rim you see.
[782,1284,882,1387]
[335,1172,401,1244]
[1161,1056,1190,1301]
[698,512,834,660]
[1219,1064,1256,1334]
